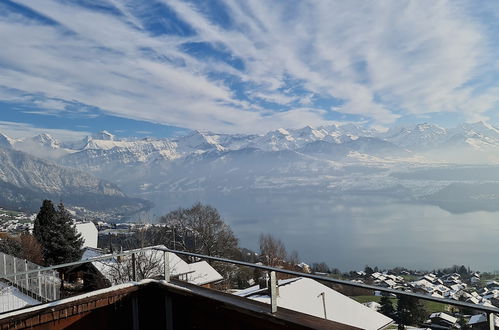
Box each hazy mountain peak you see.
[276,128,291,135]
[92,130,115,141]
[31,133,60,149]
[460,121,499,137]
[414,123,446,133]
[0,133,14,149]
[177,130,224,151]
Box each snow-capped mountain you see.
[92,130,115,141]
[0,133,14,149]
[30,133,61,149]
[382,123,448,149]
[4,121,499,217]
[6,122,499,171]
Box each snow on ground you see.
[0,282,39,313]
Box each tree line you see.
[0,200,83,267]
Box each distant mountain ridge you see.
[0,146,151,219]
[6,121,499,164]
[4,121,499,216]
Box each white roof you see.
[466,296,480,304]
[81,247,105,260]
[75,222,98,248]
[384,279,397,287]
[186,261,223,285]
[412,279,435,289]
[90,248,191,285]
[469,313,499,326]
[236,277,392,330]
[0,282,40,312]
[429,312,457,324]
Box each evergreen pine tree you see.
[34,200,83,265]
[380,295,395,318]
[397,295,426,327]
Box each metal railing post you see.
[488,312,494,330]
[52,271,57,300]
[131,253,136,281]
[13,257,16,285]
[24,260,28,290]
[270,271,277,314]
[37,266,42,297]
[2,253,5,276]
[163,251,170,282]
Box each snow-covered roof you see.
[0,282,40,313]
[235,277,392,330]
[90,247,191,285]
[81,247,105,260]
[468,313,499,326]
[466,296,480,305]
[423,274,437,282]
[186,261,223,286]
[75,222,98,248]
[429,312,457,324]
[411,279,435,291]
[384,279,397,287]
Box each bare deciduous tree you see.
[159,203,239,259]
[259,233,287,268]
[0,232,44,265]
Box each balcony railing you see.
[0,245,497,329]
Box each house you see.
[470,274,481,285]
[425,312,458,329]
[411,279,436,294]
[182,261,223,288]
[468,313,499,329]
[466,296,481,305]
[75,222,98,248]
[381,279,397,288]
[486,281,499,291]
[68,246,223,290]
[482,290,499,307]
[423,274,438,283]
[235,277,393,330]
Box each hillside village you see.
[348,270,499,328]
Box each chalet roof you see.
[81,247,105,260]
[429,312,457,324]
[90,247,191,285]
[235,277,392,330]
[469,313,499,326]
[187,261,223,286]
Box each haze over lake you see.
[151,190,499,272]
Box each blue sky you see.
[1,0,499,140]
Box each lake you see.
[149,190,499,272]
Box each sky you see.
[2,0,499,140]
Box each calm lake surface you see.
[150,191,499,272]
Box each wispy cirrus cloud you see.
[0,120,90,140]
[1,0,498,133]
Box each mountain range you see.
[3,121,499,218]
[0,145,151,220]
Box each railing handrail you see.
[0,245,162,279]
[1,245,498,315]
[154,247,499,315]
